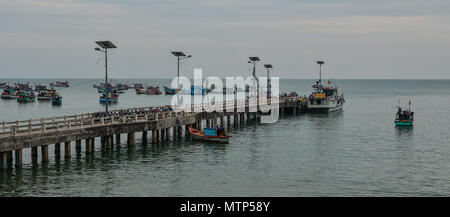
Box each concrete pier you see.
[0,100,306,168]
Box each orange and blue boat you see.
[188,126,231,143]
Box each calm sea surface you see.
[0,79,449,196]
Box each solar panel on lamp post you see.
[95,41,117,114]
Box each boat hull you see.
[307,104,343,113]
[395,121,413,126]
[163,86,180,95]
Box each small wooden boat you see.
[395,101,414,127]
[52,95,62,105]
[163,85,180,95]
[50,81,69,87]
[17,91,36,102]
[15,82,33,92]
[135,86,162,95]
[188,126,231,143]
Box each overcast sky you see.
[0,0,449,79]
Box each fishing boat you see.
[17,91,36,102]
[0,82,7,89]
[1,87,18,99]
[163,85,180,95]
[52,95,62,105]
[34,84,48,91]
[37,89,57,100]
[50,81,69,87]
[135,86,162,95]
[133,83,144,90]
[15,82,33,92]
[188,126,231,143]
[306,61,345,113]
[99,89,119,104]
[395,101,414,126]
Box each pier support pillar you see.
[101,136,106,146]
[281,108,284,116]
[55,143,61,155]
[6,151,13,166]
[64,141,71,158]
[41,145,49,162]
[152,130,157,144]
[85,139,92,154]
[0,152,7,169]
[107,136,113,149]
[165,128,170,140]
[227,115,231,128]
[157,129,160,140]
[293,107,297,115]
[76,140,82,154]
[161,129,165,140]
[15,149,22,168]
[142,131,148,143]
[220,116,224,126]
[31,147,38,162]
[178,126,182,137]
[127,132,135,146]
[91,138,95,151]
[206,119,210,128]
[116,134,121,145]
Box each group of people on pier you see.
[90,105,174,118]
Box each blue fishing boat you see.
[179,85,207,95]
[52,95,62,105]
[395,101,414,127]
[163,86,180,95]
[99,89,119,104]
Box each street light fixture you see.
[171,51,192,87]
[95,40,117,114]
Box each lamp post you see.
[317,60,324,87]
[95,41,117,114]
[171,51,192,88]
[264,64,273,98]
[248,56,260,96]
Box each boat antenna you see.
[409,100,411,111]
[317,60,324,86]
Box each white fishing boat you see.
[307,60,345,113]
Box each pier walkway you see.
[0,98,306,169]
